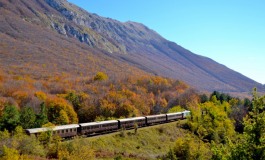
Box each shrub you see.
[93,72,108,81]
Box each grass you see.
[78,120,190,160]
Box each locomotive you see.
[25,110,190,138]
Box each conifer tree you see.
[20,107,36,129]
[35,102,49,127]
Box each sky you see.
[68,0,265,84]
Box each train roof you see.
[166,112,183,116]
[118,116,146,122]
[145,114,166,118]
[25,124,79,134]
[79,120,118,127]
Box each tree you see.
[56,110,69,125]
[46,97,78,125]
[166,136,211,160]
[187,100,234,144]
[35,102,49,128]
[57,138,95,159]
[200,94,209,103]
[168,105,184,113]
[20,107,36,129]
[0,105,20,131]
[38,122,54,145]
[1,145,20,160]
[65,92,81,111]
[230,88,265,159]
[93,72,108,81]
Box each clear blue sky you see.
[68,0,265,84]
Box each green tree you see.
[65,92,81,111]
[35,102,48,128]
[230,88,265,159]
[200,94,209,103]
[0,105,20,131]
[20,107,36,129]
[187,100,234,144]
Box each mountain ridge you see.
[0,0,263,93]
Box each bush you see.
[93,72,108,81]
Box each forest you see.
[0,68,264,159]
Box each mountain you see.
[0,0,263,93]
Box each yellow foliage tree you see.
[93,72,108,81]
[58,138,95,160]
[1,145,20,160]
[57,110,70,125]
[168,105,185,113]
[46,97,78,125]
[34,91,47,101]
[187,100,234,143]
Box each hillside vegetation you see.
[0,69,192,128]
[0,0,264,92]
[1,88,265,160]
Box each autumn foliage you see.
[0,68,193,128]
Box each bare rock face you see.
[0,0,263,92]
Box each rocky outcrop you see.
[44,0,126,53]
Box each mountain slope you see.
[0,0,263,92]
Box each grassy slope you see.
[77,120,190,160]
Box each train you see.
[25,110,190,138]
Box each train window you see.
[66,129,68,133]
[74,128,76,131]
[70,129,72,132]
[62,130,64,133]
